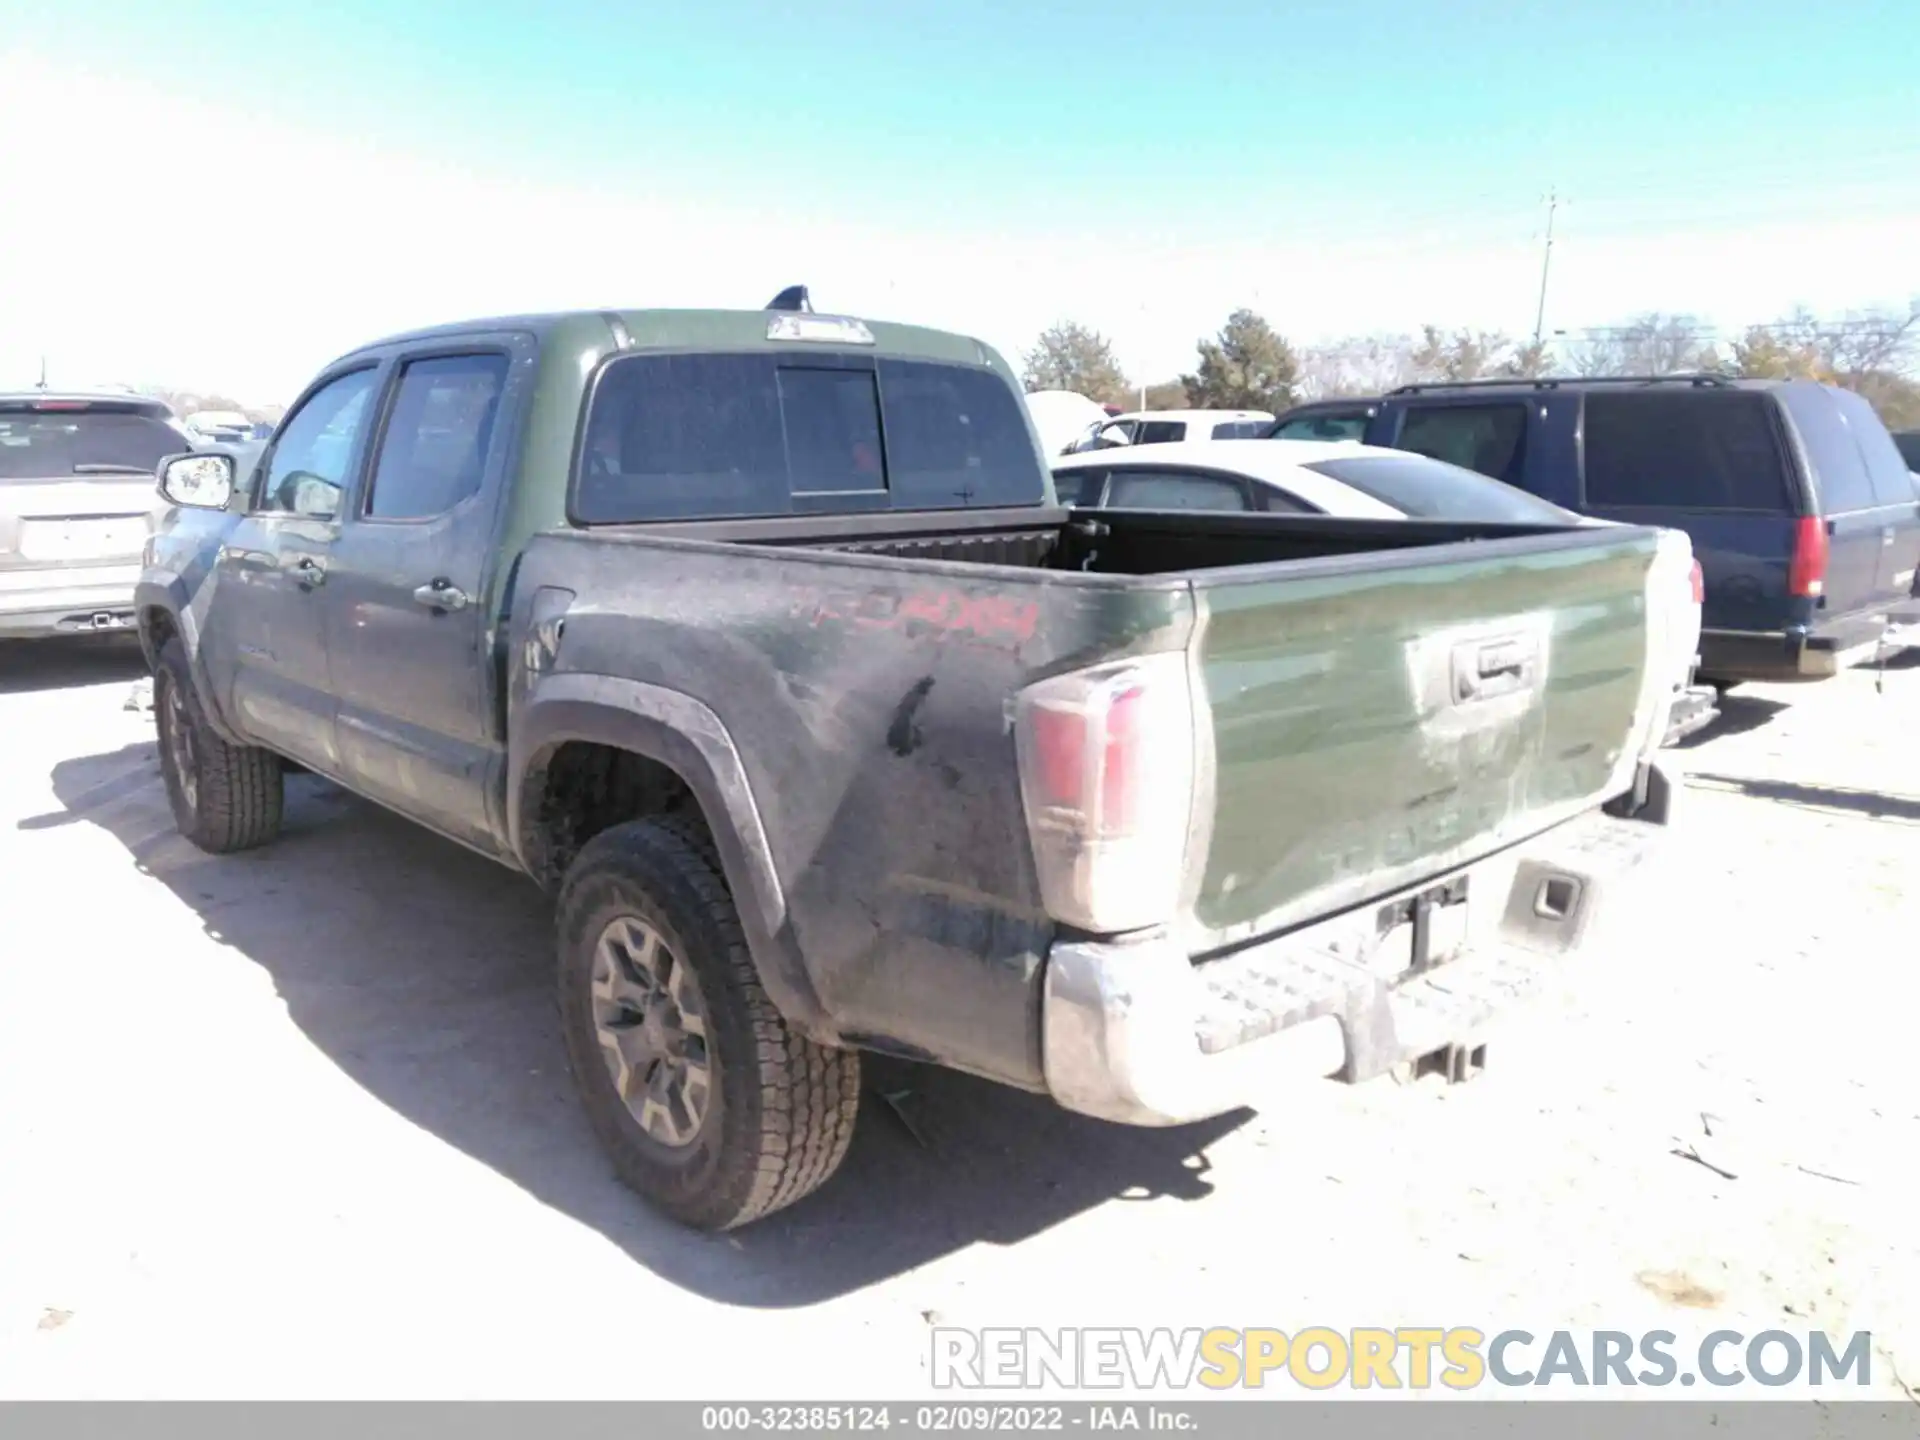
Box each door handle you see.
[413,579,470,613]
[293,556,327,590]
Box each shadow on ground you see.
[1869,646,1920,673]
[1688,772,1920,825]
[1676,692,1788,747]
[0,636,147,696]
[26,737,1245,1308]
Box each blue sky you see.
[7,1,1919,400]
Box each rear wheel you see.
[556,818,860,1231]
[152,638,284,853]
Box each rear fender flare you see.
[509,673,834,1041]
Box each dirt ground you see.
[1,637,1915,1400]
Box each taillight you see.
[1013,653,1198,934]
[1788,516,1828,599]
[1688,560,1704,605]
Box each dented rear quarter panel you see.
[511,529,1193,1089]
[512,522,1666,1090]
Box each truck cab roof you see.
[334,307,1005,374]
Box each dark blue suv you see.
[1268,377,1920,684]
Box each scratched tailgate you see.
[1189,527,1666,946]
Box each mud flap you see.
[1413,1040,1488,1085]
[1604,757,1678,828]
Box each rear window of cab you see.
[571,352,1047,522]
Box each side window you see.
[1052,469,1102,506]
[781,367,885,494]
[1584,391,1793,512]
[1255,484,1317,513]
[1076,420,1135,451]
[256,368,381,520]
[1395,404,1527,483]
[1829,388,1919,508]
[1106,468,1250,511]
[364,353,510,520]
[1133,420,1186,445]
[1273,411,1368,442]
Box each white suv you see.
[1065,408,1273,453]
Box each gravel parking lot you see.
[2,638,1916,1400]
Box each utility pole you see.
[36,355,48,392]
[1531,191,1560,350]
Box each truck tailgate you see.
[1191,527,1669,947]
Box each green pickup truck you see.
[137,292,1694,1231]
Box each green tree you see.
[1730,315,1829,380]
[1181,309,1298,412]
[1020,321,1132,406]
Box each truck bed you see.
[617,503,1587,572]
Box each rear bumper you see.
[0,566,141,638]
[1040,774,1674,1127]
[1698,615,1889,683]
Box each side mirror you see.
[158,452,236,510]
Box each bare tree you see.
[1409,326,1517,383]
[1296,334,1418,400]
[1736,304,1920,380]
[1728,304,1920,426]
[1565,313,1720,377]
[1500,339,1556,379]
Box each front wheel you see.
[152,638,284,853]
[556,818,860,1231]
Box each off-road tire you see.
[556,818,860,1231]
[153,637,284,853]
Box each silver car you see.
[0,392,188,639]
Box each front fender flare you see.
[134,573,249,748]
[509,673,834,1042]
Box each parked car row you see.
[1255,376,1920,688]
[0,392,270,639]
[127,289,1695,1232]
